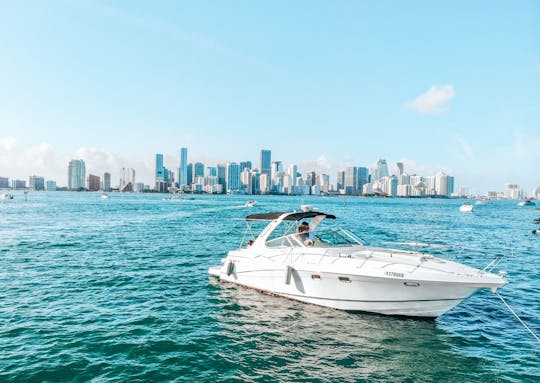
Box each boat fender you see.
[284,265,293,285]
[226,260,235,276]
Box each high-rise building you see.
[344,167,358,195]
[120,168,135,192]
[374,159,389,181]
[87,174,100,191]
[435,172,454,197]
[206,166,217,177]
[179,147,188,187]
[29,175,45,191]
[226,162,240,192]
[103,172,111,192]
[260,149,271,177]
[155,154,164,183]
[336,171,345,191]
[194,162,205,179]
[186,163,193,185]
[240,161,252,172]
[357,167,369,194]
[0,177,8,188]
[11,179,26,189]
[288,164,298,187]
[396,162,404,177]
[217,164,226,192]
[68,159,86,190]
[45,180,57,191]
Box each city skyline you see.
[1,1,539,193]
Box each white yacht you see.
[245,200,257,207]
[209,210,506,318]
[518,200,535,207]
[459,202,474,212]
[0,192,14,200]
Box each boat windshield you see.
[266,228,365,248]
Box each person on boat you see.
[296,221,309,239]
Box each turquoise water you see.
[1,192,538,382]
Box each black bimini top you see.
[246,211,336,221]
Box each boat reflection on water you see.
[208,278,502,382]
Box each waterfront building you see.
[186,163,193,186]
[373,159,389,181]
[103,172,111,192]
[87,174,100,191]
[11,179,26,189]
[434,172,454,197]
[226,162,240,193]
[305,171,316,187]
[155,154,164,185]
[119,168,135,192]
[206,166,217,177]
[396,162,404,177]
[271,161,282,181]
[260,149,271,177]
[317,174,330,193]
[217,164,226,192]
[0,177,8,188]
[240,161,252,172]
[397,184,412,197]
[534,186,540,200]
[505,184,522,200]
[179,147,188,187]
[357,167,369,194]
[194,162,205,179]
[336,171,345,192]
[46,180,57,191]
[288,164,298,187]
[259,173,270,194]
[29,175,45,191]
[68,159,86,190]
[344,167,358,195]
[240,169,253,195]
[134,182,145,193]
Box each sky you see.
[0,0,539,194]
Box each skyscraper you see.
[103,172,111,192]
[194,162,205,179]
[29,175,45,191]
[358,167,369,194]
[68,159,86,190]
[344,167,358,195]
[374,159,389,181]
[179,147,188,187]
[155,154,164,182]
[396,162,404,177]
[260,149,271,177]
[226,162,240,192]
[87,174,100,191]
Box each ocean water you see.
[1,192,538,382]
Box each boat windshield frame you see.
[265,228,365,248]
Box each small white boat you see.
[245,200,257,207]
[100,193,110,199]
[475,198,487,205]
[532,228,540,235]
[459,202,474,212]
[209,210,506,318]
[518,200,535,207]
[0,193,14,200]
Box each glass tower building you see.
[68,159,86,190]
[260,149,271,177]
[179,147,188,187]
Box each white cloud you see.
[0,136,17,151]
[298,155,333,176]
[405,85,456,115]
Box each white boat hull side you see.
[213,267,483,317]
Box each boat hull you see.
[209,265,488,318]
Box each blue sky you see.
[0,0,539,193]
